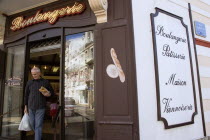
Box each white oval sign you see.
[106,64,119,78]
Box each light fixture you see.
[44,65,47,70]
[33,65,36,68]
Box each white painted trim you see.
[200,0,210,6]
[197,45,210,57]
[199,66,210,78]
[202,88,210,100]
[204,111,210,123]
[8,0,58,15]
[169,0,210,18]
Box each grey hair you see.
[31,67,41,73]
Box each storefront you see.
[2,0,210,140]
[0,0,139,140]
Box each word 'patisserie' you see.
[162,44,185,60]
[10,2,85,31]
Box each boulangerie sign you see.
[151,8,197,129]
[10,2,86,31]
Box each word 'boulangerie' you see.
[10,2,85,31]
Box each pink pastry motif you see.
[106,48,125,83]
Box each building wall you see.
[132,0,205,139]
[197,45,210,136]
[189,0,210,136]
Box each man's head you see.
[31,67,41,80]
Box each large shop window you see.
[65,31,95,139]
[1,45,25,138]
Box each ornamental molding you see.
[88,0,108,23]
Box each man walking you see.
[24,67,54,140]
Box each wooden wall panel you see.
[100,125,133,140]
[114,0,125,20]
[95,0,139,139]
[102,26,128,116]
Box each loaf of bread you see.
[39,86,48,92]
[110,48,125,83]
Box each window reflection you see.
[65,31,94,139]
[1,45,25,139]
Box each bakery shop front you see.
[0,0,139,140]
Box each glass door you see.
[26,37,61,140]
[1,43,26,139]
[64,31,95,140]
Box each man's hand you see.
[39,87,51,97]
[41,90,51,97]
[24,106,28,114]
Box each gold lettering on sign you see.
[10,2,86,31]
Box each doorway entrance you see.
[0,29,95,140]
[26,36,61,140]
[24,30,95,140]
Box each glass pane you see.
[1,45,25,139]
[65,31,94,140]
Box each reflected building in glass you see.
[64,31,95,139]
